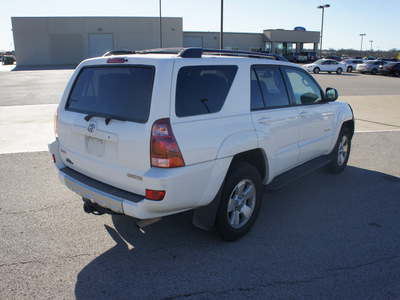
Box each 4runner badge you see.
[87,123,96,133]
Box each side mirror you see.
[325,87,338,102]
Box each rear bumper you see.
[49,140,231,220]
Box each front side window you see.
[66,66,154,123]
[251,66,290,110]
[284,68,323,105]
[175,65,237,117]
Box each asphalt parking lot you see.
[1,64,399,299]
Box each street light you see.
[220,0,223,49]
[317,4,330,58]
[369,40,373,51]
[159,0,162,48]
[359,34,366,57]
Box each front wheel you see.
[336,68,343,74]
[313,67,320,74]
[213,162,262,241]
[371,68,377,75]
[328,128,351,174]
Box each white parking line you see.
[355,129,400,133]
[0,104,58,154]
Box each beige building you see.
[12,17,183,65]
[12,17,320,66]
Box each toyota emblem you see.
[87,123,96,133]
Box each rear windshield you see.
[66,66,155,123]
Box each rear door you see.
[250,65,300,176]
[57,61,162,195]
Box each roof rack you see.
[133,47,288,62]
[179,48,288,61]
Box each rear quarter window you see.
[175,65,238,117]
[66,66,155,123]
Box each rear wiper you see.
[105,118,111,125]
[84,114,94,121]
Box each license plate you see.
[86,136,105,157]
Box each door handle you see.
[300,111,309,118]
[258,117,271,124]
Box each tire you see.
[371,68,377,75]
[328,128,351,174]
[347,66,352,72]
[328,71,332,74]
[395,71,400,77]
[313,67,320,74]
[336,68,343,74]
[213,162,262,241]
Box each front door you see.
[283,67,334,163]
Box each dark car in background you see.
[379,62,400,77]
[301,51,318,62]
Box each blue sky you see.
[1,0,399,52]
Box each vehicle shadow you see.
[74,166,399,299]
[11,64,77,71]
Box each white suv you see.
[49,48,354,241]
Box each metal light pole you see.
[359,34,366,57]
[159,0,163,48]
[369,40,373,51]
[317,4,330,58]
[220,0,223,49]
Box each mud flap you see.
[192,185,223,231]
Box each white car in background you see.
[304,59,346,74]
[342,59,365,72]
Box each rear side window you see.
[175,65,238,117]
[66,66,154,123]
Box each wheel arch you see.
[192,148,269,231]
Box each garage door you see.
[88,34,114,58]
[183,37,203,48]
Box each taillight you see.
[151,118,185,168]
[389,66,393,70]
[54,106,59,139]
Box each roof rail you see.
[132,47,288,62]
[178,48,288,61]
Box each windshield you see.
[66,66,155,123]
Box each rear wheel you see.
[328,128,351,174]
[213,162,262,241]
[336,68,343,74]
[313,67,320,74]
[371,68,377,75]
[347,66,353,72]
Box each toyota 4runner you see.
[49,48,354,241]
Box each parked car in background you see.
[301,51,318,62]
[1,55,15,65]
[303,59,346,74]
[356,60,388,75]
[285,52,308,63]
[377,58,399,62]
[326,55,342,61]
[342,59,365,72]
[379,62,400,77]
